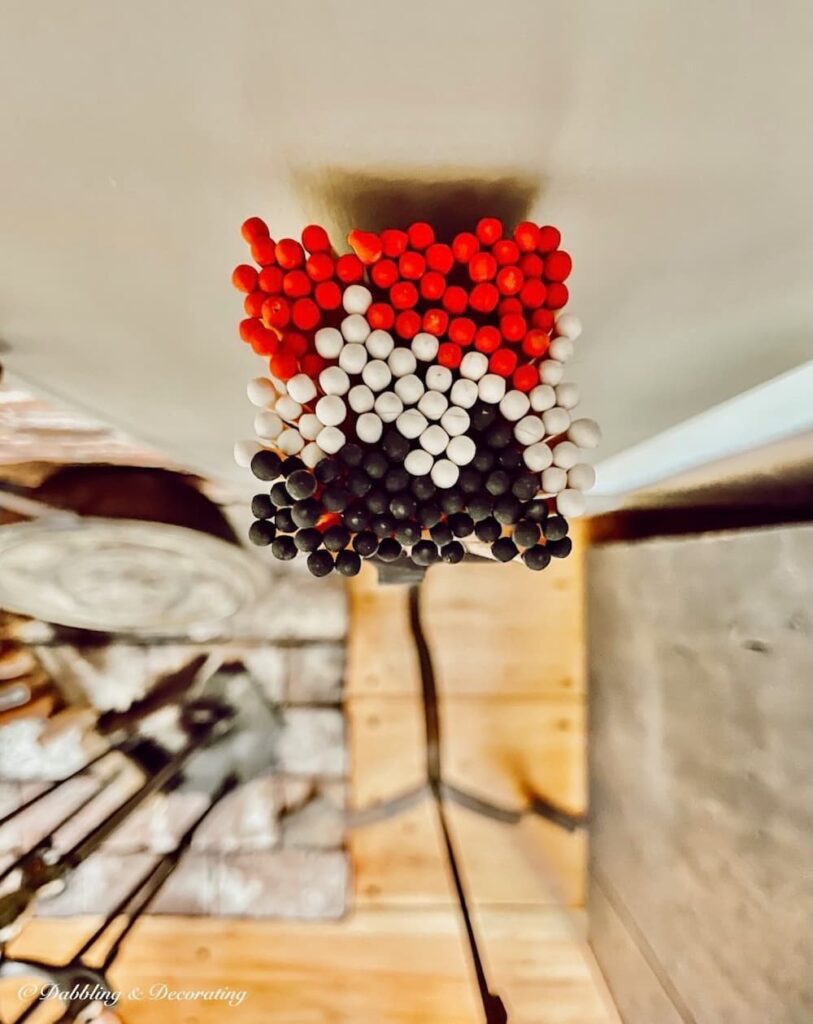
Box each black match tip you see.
[335,549,362,577]
[411,539,439,566]
[281,456,305,478]
[250,449,282,482]
[248,520,276,546]
[522,545,552,571]
[291,498,321,528]
[274,508,296,534]
[491,537,519,562]
[251,493,274,519]
[542,515,569,541]
[271,536,297,561]
[286,468,318,501]
[353,531,379,558]
[546,536,573,559]
[376,537,403,562]
[294,527,323,553]
[270,482,293,508]
[323,524,351,552]
[307,549,335,577]
[441,540,466,564]
[513,519,541,548]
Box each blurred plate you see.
[0,518,267,637]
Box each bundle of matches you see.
[232,216,601,577]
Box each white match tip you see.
[316,425,346,455]
[555,313,582,341]
[277,428,305,455]
[342,284,373,315]
[366,330,395,360]
[568,463,597,491]
[254,410,284,440]
[557,489,587,518]
[314,327,344,360]
[412,332,440,362]
[341,313,371,343]
[286,373,317,405]
[568,418,602,449]
[234,440,261,468]
[431,459,460,489]
[339,343,368,376]
[315,394,347,427]
[523,442,553,472]
[247,377,277,408]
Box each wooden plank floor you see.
[1,529,619,1023]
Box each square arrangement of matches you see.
[232,217,601,577]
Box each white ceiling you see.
[1,1,812,485]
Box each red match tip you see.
[422,308,449,337]
[258,266,284,294]
[495,266,524,296]
[492,239,520,266]
[317,511,342,531]
[282,270,312,299]
[476,217,503,245]
[452,232,480,263]
[437,342,463,369]
[381,229,409,258]
[275,239,305,270]
[243,290,266,318]
[500,313,527,343]
[531,308,555,332]
[407,221,435,250]
[519,278,547,309]
[314,280,342,310]
[292,298,321,331]
[335,253,364,284]
[398,251,426,280]
[301,224,331,254]
[262,296,291,330]
[270,350,298,381]
[367,302,396,330]
[305,253,334,282]
[301,353,327,378]
[469,282,500,313]
[249,327,280,357]
[250,237,277,267]
[544,250,572,283]
[390,281,419,310]
[522,329,551,359]
[241,217,270,244]
[545,282,569,309]
[513,364,539,392]
[282,331,309,357]
[425,243,454,275]
[231,264,258,293]
[519,252,544,277]
[474,325,501,353]
[442,285,468,315]
[347,229,383,265]
[239,317,260,343]
[498,296,523,317]
[468,252,497,283]
[536,225,561,254]
[420,271,446,301]
[371,259,399,290]
[448,317,476,347]
[395,310,421,339]
[513,222,540,253]
[489,348,518,378]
